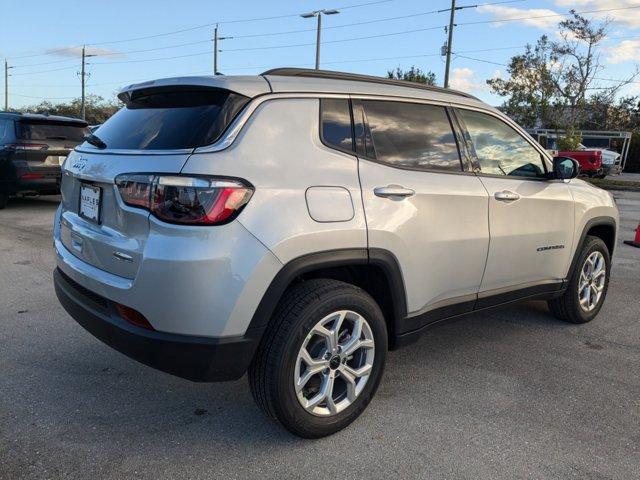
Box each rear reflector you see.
[114,303,154,330]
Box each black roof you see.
[0,111,88,125]
[262,68,478,100]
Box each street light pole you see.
[300,9,340,70]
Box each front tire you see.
[548,235,611,323]
[248,279,387,438]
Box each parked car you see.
[0,112,89,208]
[53,69,619,438]
[577,143,622,177]
[557,148,603,177]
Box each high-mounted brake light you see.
[115,174,253,226]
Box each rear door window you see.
[361,100,462,172]
[94,88,250,150]
[16,121,89,142]
[320,98,353,152]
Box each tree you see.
[387,66,436,85]
[488,11,639,132]
[17,94,121,125]
[488,36,556,128]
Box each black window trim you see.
[452,105,556,182]
[352,97,475,175]
[318,97,357,157]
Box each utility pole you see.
[80,46,96,120]
[81,47,86,119]
[443,0,456,89]
[213,24,232,75]
[4,60,9,111]
[300,9,340,70]
[315,14,322,70]
[442,1,479,89]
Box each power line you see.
[9,65,79,76]
[223,25,447,53]
[457,4,640,27]
[456,55,640,85]
[4,0,519,67]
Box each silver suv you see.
[53,69,619,438]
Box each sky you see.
[2,0,640,109]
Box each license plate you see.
[79,184,101,223]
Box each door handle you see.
[494,190,520,202]
[374,185,415,199]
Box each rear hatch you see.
[59,83,256,279]
[14,118,89,178]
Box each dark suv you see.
[0,112,89,208]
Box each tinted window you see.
[362,100,461,171]
[16,121,89,142]
[0,119,11,142]
[458,109,545,178]
[94,88,249,150]
[320,98,353,151]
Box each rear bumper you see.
[602,164,622,176]
[54,267,263,382]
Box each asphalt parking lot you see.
[1,192,639,480]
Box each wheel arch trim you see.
[246,248,408,334]
[568,216,617,279]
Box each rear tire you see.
[548,236,610,324]
[0,194,8,209]
[248,279,387,438]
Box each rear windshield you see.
[16,121,89,142]
[93,88,250,150]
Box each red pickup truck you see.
[557,149,603,177]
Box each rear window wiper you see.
[85,133,107,149]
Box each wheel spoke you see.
[342,363,372,378]
[322,373,337,414]
[579,272,588,290]
[590,285,600,306]
[330,311,347,351]
[340,368,358,402]
[312,324,335,350]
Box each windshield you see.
[92,88,250,150]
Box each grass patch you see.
[585,177,640,188]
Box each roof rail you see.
[261,68,478,100]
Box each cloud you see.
[449,68,487,92]
[554,0,640,29]
[476,5,561,30]
[607,38,640,63]
[45,46,121,58]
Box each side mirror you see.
[552,156,580,180]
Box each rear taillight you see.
[20,173,45,180]
[115,174,253,226]
[5,143,49,151]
